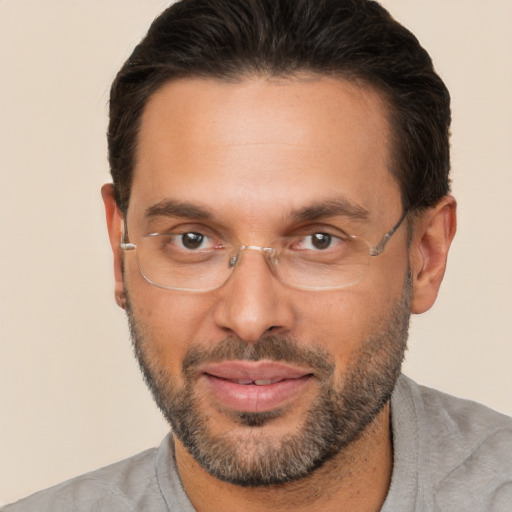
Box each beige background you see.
[1,0,511,505]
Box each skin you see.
[102,75,456,511]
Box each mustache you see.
[182,333,335,380]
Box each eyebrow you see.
[145,199,212,219]
[291,198,369,223]
[144,196,369,223]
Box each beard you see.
[125,276,411,487]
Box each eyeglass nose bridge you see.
[228,245,278,269]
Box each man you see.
[4,0,511,510]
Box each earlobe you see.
[101,183,127,309]
[410,196,457,314]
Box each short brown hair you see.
[108,0,451,214]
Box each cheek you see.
[296,270,407,364]
[297,291,376,349]
[127,276,217,370]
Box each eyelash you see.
[148,222,354,247]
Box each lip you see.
[200,360,314,413]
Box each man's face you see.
[120,76,411,485]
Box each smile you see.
[200,361,315,413]
[218,377,286,386]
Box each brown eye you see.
[181,232,205,249]
[311,233,332,250]
[291,233,342,252]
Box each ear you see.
[409,196,457,314]
[101,183,127,309]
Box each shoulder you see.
[2,447,164,512]
[398,375,512,511]
[411,377,512,470]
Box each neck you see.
[175,403,393,512]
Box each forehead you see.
[130,75,401,229]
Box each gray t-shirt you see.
[4,375,512,511]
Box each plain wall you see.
[1,0,511,505]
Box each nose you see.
[212,248,295,341]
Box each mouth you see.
[200,360,315,413]
[215,377,292,386]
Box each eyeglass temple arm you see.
[120,220,136,250]
[369,210,408,256]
